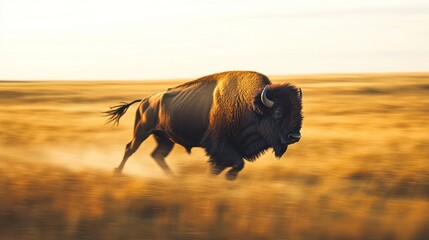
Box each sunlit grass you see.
[0,73,428,239]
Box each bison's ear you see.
[252,92,266,115]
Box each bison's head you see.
[253,84,303,158]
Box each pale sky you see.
[0,0,428,80]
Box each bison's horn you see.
[298,88,303,100]
[261,86,274,108]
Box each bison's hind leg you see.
[151,132,175,175]
[114,106,154,174]
[114,124,152,174]
[114,140,139,175]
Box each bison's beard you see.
[273,144,288,158]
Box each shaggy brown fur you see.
[104,71,303,180]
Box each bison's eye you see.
[273,109,282,119]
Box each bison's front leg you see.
[225,159,244,181]
[207,143,244,180]
[209,162,228,175]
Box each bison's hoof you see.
[225,173,238,181]
[113,168,122,175]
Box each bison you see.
[104,71,303,180]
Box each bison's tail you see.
[103,99,142,126]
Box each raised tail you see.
[103,99,142,126]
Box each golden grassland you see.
[0,73,428,239]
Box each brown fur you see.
[203,71,271,141]
[104,71,302,180]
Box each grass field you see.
[0,73,428,239]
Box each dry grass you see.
[0,73,428,239]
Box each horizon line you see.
[1,71,428,82]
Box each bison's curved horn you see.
[261,86,274,108]
[298,88,303,100]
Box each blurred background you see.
[1,74,428,239]
[1,0,428,80]
[1,0,428,239]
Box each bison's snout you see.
[280,132,301,145]
[288,132,301,142]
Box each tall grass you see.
[0,73,428,239]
